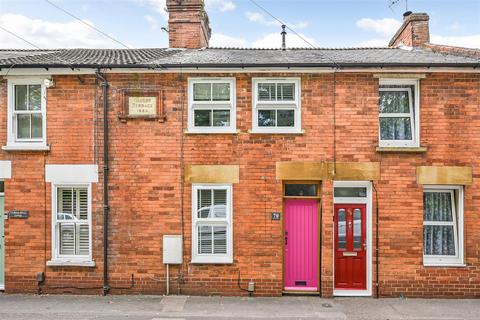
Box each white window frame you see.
[4,78,49,151]
[378,79,420,148]
[423,185,464,267]
[191,184,233,264]
[252,78,301,134]
[47,183,94,267]
[187,78,236,134]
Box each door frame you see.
[332,181,372,297]
[0,188,4,291]
[282,181,321,294]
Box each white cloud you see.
[356,18,402,36]
[210,33,246,47]
[246,11,308,29]
[252,32,316,48]
[133,0,234,20]
[144,14,159,30]
[206,0,235,12]
[0,13,114,49]
[431,34,480,49]
[357,38,390,47]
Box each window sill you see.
[423,263,466,268]
[248,129,304,135]
[191,257,233,264]
[184,130,238,135]
[376,146,427,153]
[47,259,95,267]
[2,144,50,151]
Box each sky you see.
[0,0,479,50]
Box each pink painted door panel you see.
[284,199,318,291]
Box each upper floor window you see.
[4,78,48,150]
[423,186,464,267]
[252,78,301,133]
[187,78,236,133]
[378,79,419,148]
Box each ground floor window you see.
[191,184,232,264]
[51,185,92,263]
[423,186,464,266]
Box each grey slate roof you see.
[0,47,478,69]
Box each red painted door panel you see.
[284,199,318,291]
[334,204,366,290]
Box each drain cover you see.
[322,303,332,308]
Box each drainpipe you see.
[96,71,110,296]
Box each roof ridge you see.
[206,47,394,51]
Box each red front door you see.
[334,204,367,290]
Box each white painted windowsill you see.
[47,259,95,267]
[2,144,50,151]
[191,257,233,264]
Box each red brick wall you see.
[0,71,479,297]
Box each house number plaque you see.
[271,212,281,220]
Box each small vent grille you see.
[295,281,307,286]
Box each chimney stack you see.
[389,12,430,47]
[166,0,211,49]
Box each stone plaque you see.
[128,97,157,116]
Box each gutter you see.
[1,62,480,70]
[95,71,110,296]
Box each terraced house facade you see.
[0,0,479,297]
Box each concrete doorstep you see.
[0,295,478,320]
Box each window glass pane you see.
[212,110,230,127]
[16,114,31,139]
[59,223,75,255]
[379,117,412,140]
[423,225,455,256]
[213,189,227,218]
[0,181,4,193]
[258,109,276,127]
[258,83,276,101]
[194,109,211,127]
[31,114,43,138]
[379,90,410,113]
[212,83,230,101]
[193,83,211,101]
[77,224,89,255]
[58,188,74,220]
[423,192,453,222]
[277,110,294,127]
[334,187,367,198]
[337,209,346,249]
[15,85,27,110]
[353,209,362,249]
[213,226,227,254]
[277,83,295,101]
[28,85,41,111]
[198,225,213,254]
[198,189,212,218]
[78,188,88,220]
[285,184,317,197]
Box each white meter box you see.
[163,235,183,264]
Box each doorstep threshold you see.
[283,290,320,296]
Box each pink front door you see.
[284,199,318,291]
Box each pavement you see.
[0,294,479,320]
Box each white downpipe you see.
[166,264,170,295]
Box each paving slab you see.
[0,294,478,320]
